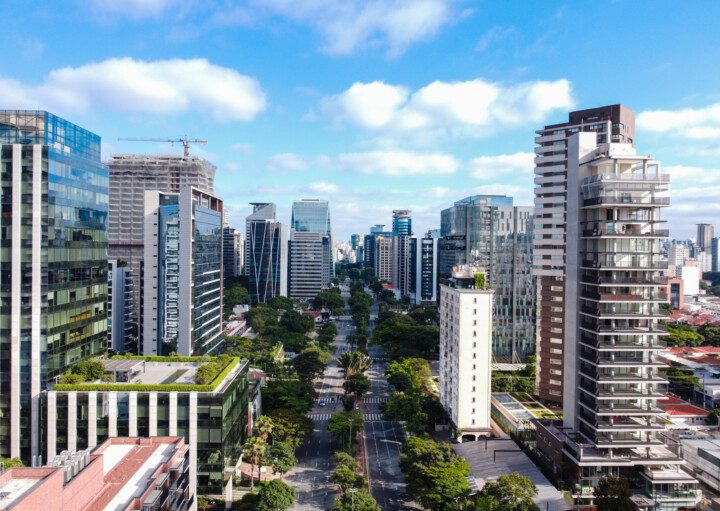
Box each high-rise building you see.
[697,223,714,251]
[291,199,333,279]
[144,188,224,356]
[712,237,720,272]
[350,234,362,250]
[543,130,698,508]
[440,195,535,364]
[667,242,690,267]
[439,265,493,441]
[414,231,439,305]
[374,236,393,282]
[0,110,109,462]
[288,231,328,300]
[245,203,288,303]
[108,154,215,353]
[108,260,135,353]
[392,234,413,297]
[223,225,243,279]
[533,104,636,405]
[392,209,412,236]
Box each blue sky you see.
[2,0,720,240]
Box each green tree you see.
[666,323,704,347]
[70,358,105,380]
[707,408,720,426]
[700,325,720,346]
[293,347,330,381]
[334,488,381,511]
[281,309,314,333]
[267,408,314,447]
[245,305,280,333]
[255,415,274,441]
[594,475,635,511]
[477,473,539,511]
[344,373,371,399]
[267,441,298,478]
[332,464,364,490]
[59,372,85,384]
[257,479,296,511]
[268,296,296,312]
[262,379,316,414]
[333,451,360,471]
[338,351,371,376]
[243,436,268,492]
[0,457,24,468]
[224,283,251,311]
[328,411,364,450]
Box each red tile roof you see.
[663,404,710,417]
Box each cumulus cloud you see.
[260,0,456,56]
[266,153,308,171]
[474,183,534,205]
[0,57,266,121]
[638,102,720,138]
[308,181,341,194]
[337,149,459,176]
[323,78,573,136]
[468,152,534,179]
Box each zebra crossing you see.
[307,412,385,421]
[362,397,387,404]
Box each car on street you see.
[319,399,326,407]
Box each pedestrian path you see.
[308,413,332,421]
[362,397,388,404]
[364,413,383,421]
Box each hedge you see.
[55,357,242,392]
[111,354,206,363]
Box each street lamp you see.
[348,488,358,510]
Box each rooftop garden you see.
[54,354,242,392]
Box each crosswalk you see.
[307,412,385,422]
[362,397,388,404]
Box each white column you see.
[149,392,158,437]
[169,392,178,436]
[46,392,57,461]
[10,144,21,458]
[30,144,42,461]
[67,393,77,452]
[189,393,198,502]
[129,393,138,437]
[87,392,97,448]
[108,393,118,437]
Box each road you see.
[286,287,354,511]
[287,284,414,510]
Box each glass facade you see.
[158,197,180,350]
[291,199,333,280]
[439,196,535,363]
[0,111,107,461]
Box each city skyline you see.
[0,1,719,238]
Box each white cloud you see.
[468,152,534,179]
[0,57,266,121]
[473,183,534,205]
[337,149,459,176]
[323,78,573,136]
[266,153,308,171]
[88,0,177,19]
[666,165,720,186]
[228,143,254,154]
[637,102,720,138]
[475,25,516,52]
[307,181,341,194]
[260,0,456,56]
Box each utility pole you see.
[348,488,357,510]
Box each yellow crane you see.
[117,136,207,157]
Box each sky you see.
[2,0,720,240]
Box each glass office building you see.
[0,110,108,462]
[144,188,224,356]
[245,203,288,303]
[439,195,535,364]
[291,199,333,280]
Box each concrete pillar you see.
[87,392,97,448]
[189,393,198,504]
[169,392,178,436]
[67,392,77,452]
[129,393,138,437]
[149,392,157,437]
[108,393,118,437]
[46,392,57,461]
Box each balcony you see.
[579,415,666,433]
[579,337,666,351]
[579,355,666,369]
[585,386,666,400]
[579,367,666,384]
[581,274,666,286]
[580,305,667,320]
[583,196,670,208]
[581,401,664,416]
[581,257,668,270]
[581,227,669,238]
[582,172,670,185]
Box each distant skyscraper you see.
[144,188,224,356]
[392,209,412,236]
[392,234,413,297]
[0,110,108,461]
[292,199,333,279]
[108,260,134,353]
[414,231,439,305]
[533,104,636,404]
[223,225,243,279]
[697,223,714,251]
[363,224,387,269]
[440,195,535,364]
[374,236,393,282]
[108,154,215,353]
[350,234,361,250]
[288,231,328,300]
[712,237,720,272]
[245,203,288,303]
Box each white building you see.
[288,230,329,300]
[439,265,494,441]
[668,243,690,267]
[679,265,701,295]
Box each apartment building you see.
[288,230,328,300]
[439,265,494,442]
[245,203,288,303]
[534,104,636,405]
[374,235,393,282]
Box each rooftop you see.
[100,359,199,385]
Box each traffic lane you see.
[366,420,408,511]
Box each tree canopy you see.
[477,473,539,511]
[593,475,635,511]
[257,479,296,511]
[262,379,316,414]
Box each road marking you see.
[307,413,332,420]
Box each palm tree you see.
[338,351,371,376]
[243,436,267,492]
[255,415,274,442]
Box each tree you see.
[267,441,298,478]
[334,488,381,511]
[257,479,296,511]
[243,436,268,491]
[332,464,364,490]
[293,347,330,381]
[224,283,251,311]
[338,351,370,376]
[267,408,314,447]
[477,473,539,511]
[594,475,635,511]
[333,451,360,472]
[262,379,316,414]
[328,411,364,450]
[416,460,472,510]
[196,496,212,511]
[707,408,720,425]
[281,309,314,333]
[666,323,704,347]
[0,457,24,468]
[268,296,296,312]
[255,415,274,441]
[700,325,720,346]
[344,373,371,399]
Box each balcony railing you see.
[581,275,666,286]
[582,173,670,184]
[582,257,668,270]
[583,196,670,207]
[581,228,669,238]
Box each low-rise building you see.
[43,356,249,496]
[439,265,494,441]
[0,436,192,511]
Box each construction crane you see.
[117,136,207,157]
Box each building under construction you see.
[107,154,216,353]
